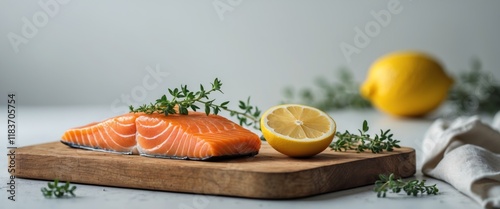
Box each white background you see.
[1,0,500,114]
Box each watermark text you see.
[6,93,17,201]
[213,0,243,21]
[110,64,169,113]
[340,0,403,63]
[7,0,71,53]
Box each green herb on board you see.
[129,78,261,130]
[330,120,400,153]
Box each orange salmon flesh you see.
[61,112,261,160]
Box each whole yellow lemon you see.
[360,51,454,117]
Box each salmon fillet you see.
[61,113,138,154]
[61,112,261,160]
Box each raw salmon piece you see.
[61,113,138,154]
[60,112,261,160]
[136,112,261,160]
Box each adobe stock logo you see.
[212,0,243,21]
[6,0,71,54]
[110,64,169,113]
[340,0,404,63]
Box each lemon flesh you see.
[261,104,336,157]
[361,51,454,117]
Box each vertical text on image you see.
[6,93,17,201]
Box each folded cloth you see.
[422,112,500,209]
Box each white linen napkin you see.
[421,112,500,209]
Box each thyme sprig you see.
[231,97,261,130]
[41,179,76,198]
[282,68,371,111]
[448,58,500,115]
[129,78,261,130]
[330,120,400,153]
[374,173,439,197]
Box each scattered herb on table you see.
[41,179,76,198]
[129,78,261,130]
[374,173,439,197]
[330,120,400,153]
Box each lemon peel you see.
[260,104,336,157]
[361,51,454,117]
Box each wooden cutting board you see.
[14,142,415,199]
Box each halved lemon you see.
[260,104,336,157]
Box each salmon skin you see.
[61,112,261,160]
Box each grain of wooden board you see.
[15,141,415,199]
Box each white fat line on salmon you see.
[116,115,136,123]
[207,119,231,133]
[140,123,171,140]
[91,126,100,148]
[96,126,114,151]
[70,131,81,145]
[137,119,165,129]
[84,129,95,148]
[191,139,204,156]
[216,120,233,131]
[107,123,135,138]
[197,143,209,157]
[216,119,236,131]
[190,140,203,157]
[138,125,179,152]
[219,120,234,130]
[180,133,195,157]
[163,127,186,155]
[174,133,192,157]
[115,120,135,127]
[201,121,217,134]
[185,122,201,134]
[83,130,93,146]
[173,134,186,157]
[80,129,90,147]
[102,123,131,151]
